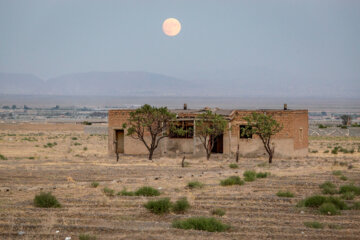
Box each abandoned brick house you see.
[108,105,308,158]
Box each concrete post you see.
[193,119,196,155]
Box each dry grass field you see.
[0,123,360,239]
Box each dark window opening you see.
[170,121,194,138]
[240,125,253,139]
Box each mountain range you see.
[0,71,200,96]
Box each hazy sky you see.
[0,0,359,97]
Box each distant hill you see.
[0,71,198,96]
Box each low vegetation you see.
[319,182,338,195]
[276,191,294,198]
[118,188,135,196]
[243,170,256,182]
[256,172,269,178]
[103,187,115,197]
[332,170,342,176]
[144,198,171,214]
[220,176,244,186]
[211,208,226,216]
[187,181,204,189]
[304,221,324,229]
[172,198,190,213]
[0,154,7,160]
[91,182,99,188]
[300,195,348,215]
[34,192,61,208]
[135,186,160,196]
[319,202,340,215]
[339,184,360,195]
[172,217,230,232]
[79,234,97,240]
[229,163,238,169]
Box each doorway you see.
[211,134,223,153]
[115,130,124,154]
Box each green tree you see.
[340,115,351,126]
[123,104,177,160]
[242,112,283,163]
[195,110,227,160]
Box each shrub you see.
[304,221,323,229]
[328,224,342,229]
[220,176,244,186]
[319,182,337,195]
[72,137,78,140]
[34,192,61,208]
[79,234,97,240]
[323,150,329,153]
[0,154,8,160]
[331,147,339,154]
[341,192,355,200]
[318,124,327,129]
[340,175,348,181]
[172,198,190,213]
[211,208,226,216]
[135,186,160,196]
[172,217,230,232]
[103,187,115,197]
[243,170,256,182]
[351,202,360,210]
[339,185,360,195]
[256,172,269,178]
[229,163,238,169]
[118,188,135,196]
[319,202,340,215]
[332,170,342,176]
[304,195,327,208]
[187,181,204,189]
[325,196,347,210]
[144,198,171,214]
[74,142,82,146]
[83,147,88,151]
[91,182,99,188]
[276,191,294,198]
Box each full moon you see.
[162,18,181,37]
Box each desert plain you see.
[0,123,360,240]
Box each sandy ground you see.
[0,123,360,239]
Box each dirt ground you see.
[0,123,360,240]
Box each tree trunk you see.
[268,152,273,164]
[206,151,211,160]
[148,149,154,160]
[181,156,186,167]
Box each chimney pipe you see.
[183,103,187,110]
[284,104,288,110]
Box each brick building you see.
[108,105,308,158]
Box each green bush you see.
[319,182,337,195]
[243,170,256,182]
[339,185,360,195]
[220,176,244,186]
[304,195,327,208]
[229,163,238,169]
[144,198,171,214]
[318,124,327,129]
[103,187,115,197]
[135,186,160,196]
[324,196,347,210]
[332,170,342,176]
[118,188,135,196]
[211,208,226,216]
[256,172,269,178]
[319,203,340,215]
[276,191,294,198]
[187,181,204,189]
[172,217,230,232]
[0,154,7,160]
[341,192,355,200]
[72,137,78,140]
[340,175,348,181]
[34,192,61,208]
[304,221,323,229]
[79,234,97,240]
[323,150,329,153]
[74,142,82,146]
[91,182,99,188]
[172,198,190,214]
[351,202,360,210]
